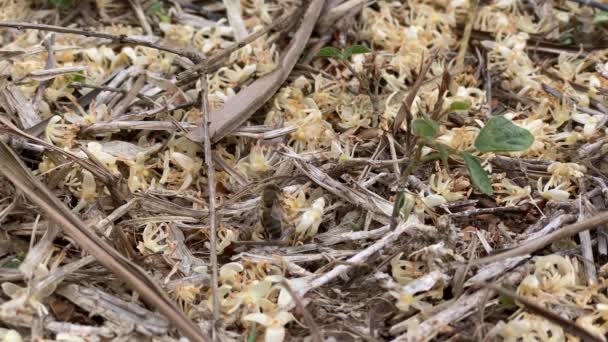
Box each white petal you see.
[278,277,311,309]
[264,326,286,342]
[274,311,294,325]
[244,313,272,326]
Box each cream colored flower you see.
[236,145,270,178]
[496,178,531,206]
[77,169,97,203]
[0,329,22,342]
[220,263,245,287]
[214,226,239,255]
[159,150,202,191]
[137,223,169,254]
[546,162,586,188]
[391,253,425,285]
[86,142,119,175]
[244,310,294,342]
[127,152,156,192]
[159,23,194,47]
[498,313,564,342]
[436,126,479,151]
[45,116,78,147]
[429,170,468,202]
[1,264,55,316]
[572,113,602,137]
[537,178,571,201]
[295,197,325,238]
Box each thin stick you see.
[474,210,608,265]
[0,21,203,62]
[567,0,608,11]
[127,0,153,36]
[577,195,597,284]
[70,82,156,105]
[455,0,479,69]
[449,205,527,219]
[33,33,55,114]
[201,75,220,335]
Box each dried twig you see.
[455,0,479,69]
[32,33,55,114]
[567,0,608,11]
[70,82,156,104]
[127,0,153,36]
[293,218,435,297]
[449,205,527,219]
[200,75,220,334]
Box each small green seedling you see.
[594,12,608,25]
[412,115,534,195]
[147,2,171,23]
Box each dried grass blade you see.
[1,85,41,129]
[392,56,433,135]
[28,66,86,81]
[0,141,209,342]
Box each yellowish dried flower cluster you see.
[490,256,608,340]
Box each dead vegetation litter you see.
[1,0,608,341]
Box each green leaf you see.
[50,0,74,8]
[560,32,575,46]
[399,194,414,221]
[449,100,471,111]
[475,116,534,153]
[412,118,439,140]
[461,152,493,195]
[316,47,343,59]
[71,70,85,83]
[147,2,163,14]
[437,143,449,168]
[1,254,24,268]
[594,12,608,24]
[499,294,515,306]
[342,45,371,59]
[158,13,171,23]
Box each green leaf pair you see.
[316,45,372,60]
[464,116,534,195]
[413,115,534,196]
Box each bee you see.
[260,184,284,240]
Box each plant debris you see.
[1,0,608,341]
